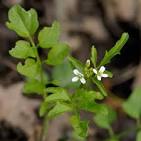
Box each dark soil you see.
[0,120,28,141]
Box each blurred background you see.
[0,0,141,141]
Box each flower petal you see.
[99,66,105,73]
[97,75,101,81]
[80,77,86,84]
[73,69,80,75]
[73,69,83,77]
[72,76,79,82]
[93,69,97,74]
[101,73,108,78]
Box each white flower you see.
[93,66,108,81]
[72,69,86,84]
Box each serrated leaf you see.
[39,101,48,117]
[70,115,88,138]
[9,40,36,59]
[45,87,71,102]
[123,87,141,119]
[48,102,72,118]
[6,4,39,38]
[68,56,84,72]
[23,79,45,95]
[137,130,141,141]
[46,43,70,65]
[91,46,97,67]
[38,21,60,48]
[99,33,129,67]
[94,105,117,129]
[17,58,40,79]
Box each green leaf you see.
[136,130,141,141]
[6,4,39,38]
[23,79,45,95]
[45,87,71,102]
[92,77,108,96]
[70,115,88,138]
[68,56,84,72]
[48,102,72,118]
[94,105,117,129]
[39,101,48,117]
[52,60,79,88]
[123,87,141,119]
[9,40,36,59]
[99,33,129,67]
[46,43,70,65]
[72,89,106,114]
[38,21,60,48]
[91,46,97,67]
[17,58,40,79]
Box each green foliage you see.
[23,78,45,95]
[48,102,72,118]
[45,87,71,102]
[46,43,70,65]
[94,105,117,129]
[72,89,107,114]
[52,60,78,87]
[123,87,141,119]
[68,56,84,72]
[92,77,108,96]
[99,33,129,67]
[9,40,36,59]
[17,58,40,78]
[70,115,89,138]
[7,4,130,141]
[6,4,39,38]
[38,21,60,48]
[39,101,48,117]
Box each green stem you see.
[29,37,48,141]
[39,114,49,141]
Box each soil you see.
[0,120,28,141]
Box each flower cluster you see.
[72,65,109,84]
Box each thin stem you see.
[39,114,49,141]
[29,36,48,141]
